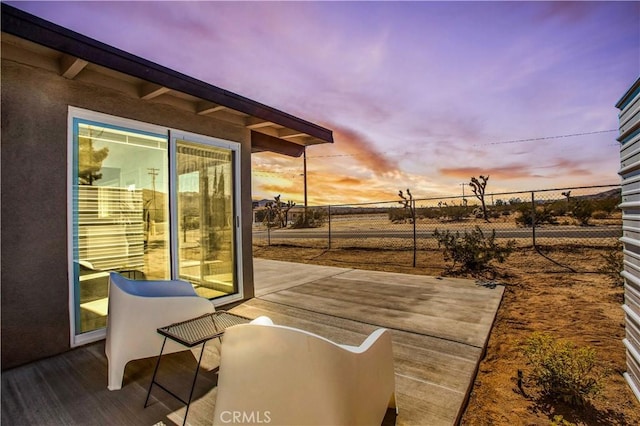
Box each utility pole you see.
[460,183,466,203]
[303,148,308,208]
[147,168,159,211]
[147,167,159,239]
[303,147,308,222]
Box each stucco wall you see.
[1,58,254,369]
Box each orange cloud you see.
[253,166,399,206]
[259,181,299,194]
[306,175,397,205]
[439,165,533,180]
[439,158,596,182]
[335,176,364,185]
[538,159,594,178]
[327,123,399,175]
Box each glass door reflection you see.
[74,120,170,335]
[176,140,236,298]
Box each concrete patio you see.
[2,259,504,425]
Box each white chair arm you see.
[339,328,389,354]
[249,315,273,325]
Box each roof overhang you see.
[1,4,333,157]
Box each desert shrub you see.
[593,197,620,214]
[433,226,515,272]
[592,210,608,220]
[553,205,568,217]
[523,332,607,407]
[472,207,483,218]
[515,204,558,227]
[599,242,624,287]
[291,209,326,228]
[418,207,441,220]
[549,199,568,217]
[571,199,594,226]
[389,207,411,223]
[260,209,279,228]
[439,203,471,222]
[254,209,268,223]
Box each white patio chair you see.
[213,322,397,425]
[105,272,215,390]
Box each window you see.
[68,108,242,345]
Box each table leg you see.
[182,341,207,426]
[145,337,168,408]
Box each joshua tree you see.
[398,189,415,223]
[265,195,296,228]
[281,198,296,226]
[562,191,572,210]
[470,175,490,222]
[78,137,109,185]
[399,188,417,267]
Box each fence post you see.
[267,210,271,246]
[531,191,536,247]
[328,205,332,250]
[412,198,417,267]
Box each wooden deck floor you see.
[1,259,503,425]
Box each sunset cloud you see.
[439,165,535,181]
[335,176,365,186]
[439,157,598,182]
[324,124,400,175]
[537,159,595,178]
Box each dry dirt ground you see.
[252,244,640,425]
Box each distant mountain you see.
[253,199,275,208]
[578,188,620,200]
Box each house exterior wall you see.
[1,58,254,369]
[617,76,640,402]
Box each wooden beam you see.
[278,128,307,139]
[59,54,87,79]
[251,131,305,157]
[197,103,227,115]
[246,117,275,129]
[140,83,171,100]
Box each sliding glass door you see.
[72,118,170,338]
[69,109,241,345]
[175,138,237,298]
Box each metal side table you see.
[144,311,250,425]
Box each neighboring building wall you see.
[618,76,640,402]
[1,57,254,369]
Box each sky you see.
[9,1,640,205]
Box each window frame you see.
[67,107,244,347]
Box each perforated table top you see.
[157,311,250,347]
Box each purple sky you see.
[11,1,640,204]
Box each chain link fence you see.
[253,184,621,271]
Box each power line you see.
[475,129,617,146]
[306,129,618,159]
[251,129,620,176]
